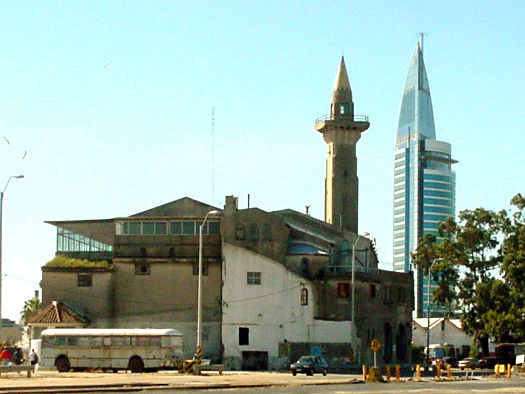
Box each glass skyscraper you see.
[393,42,457,318]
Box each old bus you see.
[41,328,184,373]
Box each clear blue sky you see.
[1,1,523,322]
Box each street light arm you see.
[3,175,24,194]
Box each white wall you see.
[222,243,353,360]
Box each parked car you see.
[433,357,458,368]
[290,356,328,376]
[459,357,480,370]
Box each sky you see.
[0,1,523,323]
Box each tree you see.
[20,296,42,326]
[412,195,525,355]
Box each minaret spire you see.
[331,57,354,118]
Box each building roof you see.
[332,56,352,98]
[131,196,221,218]
[397,42,436,141]
[413,317,463,331]
[27,301,90,325]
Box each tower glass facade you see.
[393,43,457,318]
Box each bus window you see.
[103,337,111,347]
[55,336,67,346]
[113,337,130,347]
[77,337,90,347]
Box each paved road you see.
[0,370,523,393]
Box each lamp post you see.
[196,209,219,363]
[0,175,24,343]
[426,257,444,364]
[351,232,369,364]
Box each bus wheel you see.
[56,356,71,372]
[128,356,144,373]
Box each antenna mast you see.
[212,107,215,205]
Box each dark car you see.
[290,356,328,376]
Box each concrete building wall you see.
[222,243,355,370]
[41,269,114,319]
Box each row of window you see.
[57,228,113,253]
[116,220,221,236]
[42,335,161,347]
[235,224,272,242]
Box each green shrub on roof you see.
[44,256,111,269]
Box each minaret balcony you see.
[315,114,369,123]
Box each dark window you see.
[337,283,350,298]
[239,327,249,346]
[129,222,141,235]
[248,224,259,241]
[192,262,209,276]
[262,224,272,241]
[77,274,92,287]
[140,247,147,257]
[154,221,167,235]
[247,271,261,285]
[235,225,245,240]
[301,288,308,305]
[441,320,445,331]
[369,284,376,298]
[169,247,176,258]
[300,257,310,276]
[170,221,182,234]
[182,221,195,235]
[208,221,221,235]
[135,263,151,275]
[142,222,154,235]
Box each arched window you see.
[301,288,308,305]
[262,224,272,241]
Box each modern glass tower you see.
[392,41,457,318]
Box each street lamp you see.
[196,209,219,364]
[426,257,444,364]
[0,175,24,343]
[351,232,370,364]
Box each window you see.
[208,221,221,235]
[142,222,154,235]
[239,327,249,346]
[182,222,195,235]
[441,320,445,331]
[192,262,209,276]
[247,271,261,285]
[170,221,182,234]
[235,225,245,240]
[248,224,259,241]
[337,283,350,298]
[135,263,151,275]
[154,221,167,235]
[369,284,376,298]
[262,224,272,241]
[129,222,141,235]
[301,288,308,305]
[77,274,92,287]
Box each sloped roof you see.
[27,301,90,325]
[414,317,463,331]
[131,197,221,218]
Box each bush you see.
[44,256,111,269]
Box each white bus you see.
[41,328,184,373]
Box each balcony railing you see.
[315,114,369,123]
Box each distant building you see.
[37,58,414,369]
[392,41,458,318]
[412,318,472,358]
[0,318,23,345]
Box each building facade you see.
[37,57,414,370]
[392,42,457,318]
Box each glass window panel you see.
[129,222,141,235]
[155,221,167,235]
[182,221,195,235]
[143,222,154,235]
[170,221,182,234]
[208,221,220,234]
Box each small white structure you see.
[412,318,471,352]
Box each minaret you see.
[315,57,369,232]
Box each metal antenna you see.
[419,32,427,53]
[212,107,215,205]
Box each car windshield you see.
[298,356,315,363]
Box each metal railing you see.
[315,114,369,123]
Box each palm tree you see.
[20,296,42,325]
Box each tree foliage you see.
[412,194,525,355]
[20,296,42,325]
